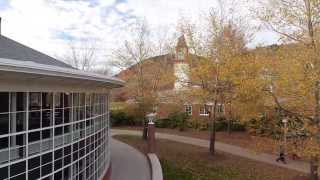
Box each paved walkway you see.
[112,129,310,174]
[111,138,151,180]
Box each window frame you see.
[185,105,192,116]
[199,105,210,116]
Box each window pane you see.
[28,156,40,170]
[85,94,90,106]
[0,113,9,135]
[55,109,63,125]
[41,163,52,176]
[42,129,52,139]
[42,110,53,127]
[10,134,26,147]
[0,92,9,113]
[28,168,40,180]
[0,137,9,164]
[55,159,62,171]
[64,166,71,179]
[54,170,62,180]
[63,93,71,108]
[64,125,70,134]
[29,111,40,130]
[64,146,71,155]
[10,161,26,176]
[42,93,53,109]
[10,134,26,161]
[12,92,27,112]
[54,149,63,160]
[80,93,85,107]
[0,166,8,179]
[80,107,85,120]
[64,155,71,166]
[29,92,41,111]
[42,152,52,165]
[55,127,63,136]
[0,137,8,149]
[28,131,40,142]
[42,131,53,152]
[73,93,79,107]
[11,112,27,132]
[55,93,63,108]
[64,108,71,123]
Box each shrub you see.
[155,118,171,128]
[110,110,135,126]
[214,117,246,132]
[155,112,188,131]
[231,122,246,131]
[188,118,208,131]
[168,112,188,131]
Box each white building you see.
[0,27,123,179]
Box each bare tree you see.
[64,40,97,71]
[112,20,153,140]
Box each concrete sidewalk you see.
[111,139,151,180]
[112,129,310,174]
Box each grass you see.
[114,135,307,180]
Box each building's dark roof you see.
[0,35,73,69]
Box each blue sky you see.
[0,0,9,10]
[0,0,279,68]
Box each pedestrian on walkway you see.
[276,144,287,164]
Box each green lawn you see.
[114,135,306,180]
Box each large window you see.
[0,92,110,180]
[199,105,210,116]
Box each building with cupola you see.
[115,35,226,119]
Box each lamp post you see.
[282,118,288,155]
[146,113,157,153]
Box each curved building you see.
[0,34,123,180]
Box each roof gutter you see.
[0,58,125,88]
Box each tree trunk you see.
[228,101,232,135]
[227,118,231,135]
[209,101,217,156]
[311,81,320,179]
[310,157,318,180]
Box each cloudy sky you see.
[0,0,279,68]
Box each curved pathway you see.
[111,138,151,180]
[112,129,310,174]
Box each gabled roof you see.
[0,35,73,69]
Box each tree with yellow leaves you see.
[182,0,254,155]
[255,0,320,178]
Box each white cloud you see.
[0,0,279,70]
[115,2,129,13]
